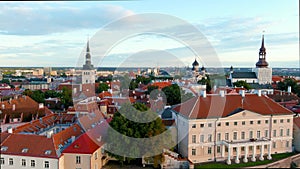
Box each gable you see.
[225,109,265,120]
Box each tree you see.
[277,78,300,97]
[60,87,73,109]
[96,83,109,93]
[162,84,193,105]
[197,75,212,92]
[44,90,61,98]
[29,90,45,103]
[106,102,173,167]
[233,80,251,90]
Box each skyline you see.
[0,0,299,68]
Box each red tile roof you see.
[294,117,300,128]
[173,94,293,119]
[0,132,11,143]
[52,124,82,150]
[63,119,109,154]
[1,134,57,158]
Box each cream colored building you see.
[293,116,300,152]
[172,91,293,165]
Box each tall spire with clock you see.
[81,39,95,84]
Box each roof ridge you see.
[189,96,199,118]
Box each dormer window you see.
[1,146,8,151]
[22,148,28,153]
[45,150,52,155]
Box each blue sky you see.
[0,0,298,68]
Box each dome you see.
[192,59,199,66]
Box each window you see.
[225,133,229,140]
[9,158,13,165]
[286,141,289,147]
[242,121,245,125]
[264,145,267,149]
[22,148,28,153]
[217,146,221,153]
[44,161,49,168]
[241,147,245,151]
[200,135,204,143]
[22,159,26,167]
[217,123,221,127]
[225,122,229,126]
[217,133,221,141]
[95,152,98,160]
[257,120,261,124]
[31,160,35,167]
[241,131,245,139]
[249,146,253,151]
[280,129,283,137]
[265,130,269,138]
[273,130,277,137]
[234,122,238,126]
[192,135,196,143]
[280,119,284,123]
[233,132,237,140]
[44,150,51,155]
[0,158,4,165]
[287,129,290,136]
[272,142,276,148]
[192,149,196,156]
[208,123,212,127]
[257,131,261,138]
[208,147,212,154]
[265,120,269,124]
[200,124,204,128]
[1,146,8,151]
[250,121,253,125]
[76,156,81,164]
[192,124,196,128]
[249,131,253,138]
[273,120,277,124]
[287,119,290,123]
[208,134,212,142]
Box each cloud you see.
[0,2,134,35]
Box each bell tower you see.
[253,34,272,84]
[81,40,95,84]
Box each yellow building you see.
[173,91,293,165]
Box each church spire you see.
[83,39,94,70]
[256,34,268,68]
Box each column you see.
[267,144,272,160]
[235,146,240,164]
[221,145,225,158]
[259,144,264,161]
[243,146,248,163]
[227,145,231,165]
[251,145,256,162]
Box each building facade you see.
[173,92,293,164]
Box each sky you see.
[0,0,299,68]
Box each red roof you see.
[63,119,109,154]
[173,94,293,119]
[294,117,300,128]
[1,134,57,158]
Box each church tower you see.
[253,35,272,84]
[81,40,95,84]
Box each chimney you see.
[200,90,207,98]
[7,126,13,134]
[257,90,261,97]
[39,103,44,109]
[71,136,76,143]
[239,90,245,98]
[12,104,16,111]
[2,104,5,109]
[46,130,53,138]
[219,90,225,97]
[288,86,291,94]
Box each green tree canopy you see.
[277,78,300,96]
[233,80,252,90]
[106,102,173,167]
[197,75,212,92]
[96,83,109,93]
[162,84,193,105]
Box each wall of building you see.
[176,109,294,164]
[0,155,58,169]
[253,67,272,84]
[62,153,91,169]
[293,126,300,152]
